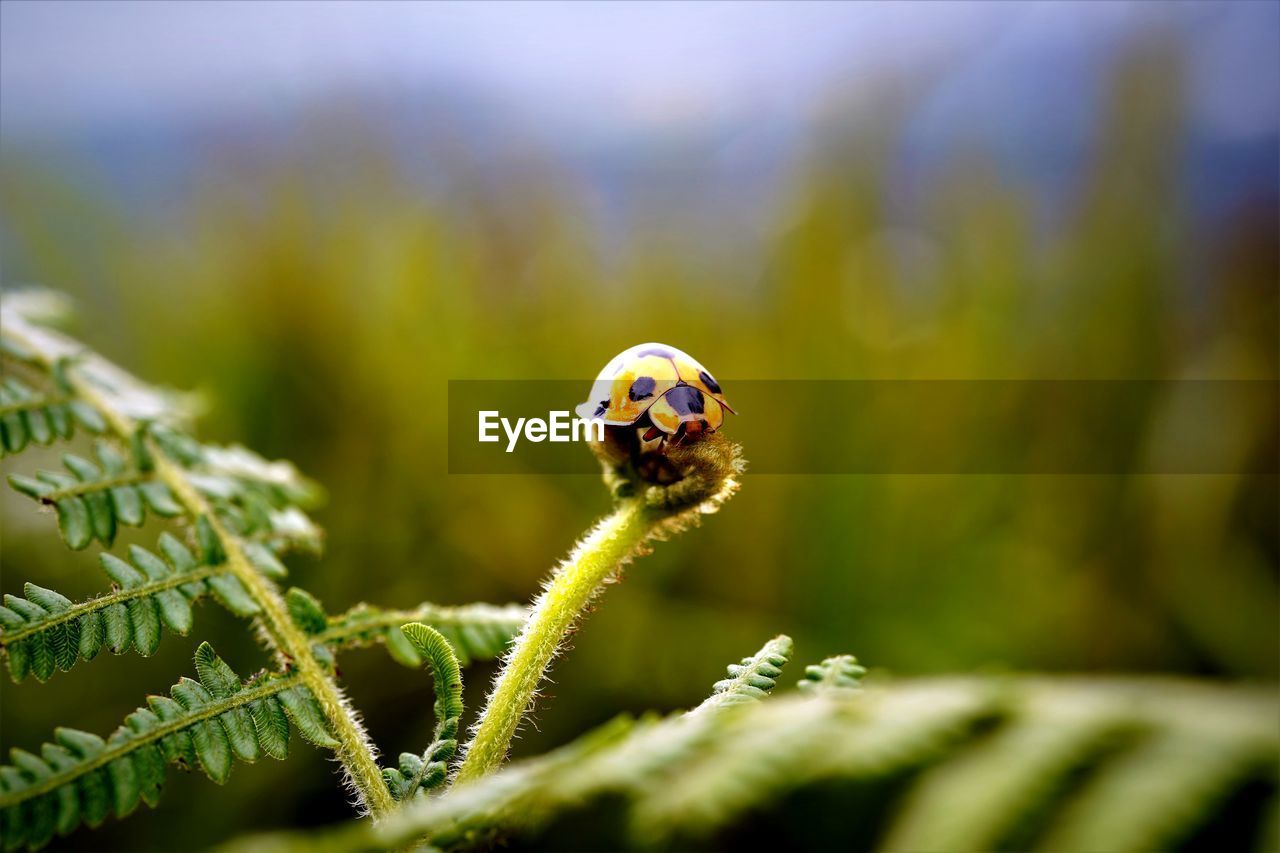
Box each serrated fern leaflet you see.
[0,643,336,851]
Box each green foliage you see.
[797,654,866,693]
[315,600,528,668]
[3,284,1275,852]
[0,533,262,682]
[0,643,337,852]
[382,624,465,800]
[238,676,1277,853]
[0,290,527,844]
[6,441,179,550]
[689,634,793,715]
[0,375,105,457]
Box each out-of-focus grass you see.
[0,43,1275,848]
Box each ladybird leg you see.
[642,426,663,442]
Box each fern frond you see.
[2,289,395,814]
[688,634,792,715]
[244,678,1276,853]
[0,532,269,683]
[880,685,1139,851]
[0,376,104,458]
[0,643,338,851]
[1032,681,1280,852]
[6,430,321,557]
[1,290,197,428]
[797,654,866,693]
[314,600,527,667]
[637,678,988,845]
[6,440,177,550]
[146,424,324,555]
[382,624,465,800]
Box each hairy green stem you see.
[455,500,652,784]
[2,317,397,817]
[155,456,396,815]
[454,434,743,785]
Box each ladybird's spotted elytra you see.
[576,343,734,449]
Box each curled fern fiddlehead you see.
[383,624,465,801]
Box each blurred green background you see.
[1,2,1276,848]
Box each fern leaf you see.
[1034,682,1280,852]
[0,377,102,458]
[0,533,259,683]
[1,290,196,428]
[797,654,866,693]
[6,433,317,557]
[688,634,792,715]
[880,686,1139,851]
[0,643,336,851]
[316,601,527,667]
[383,624,465,800]
[639,679,991,844]
[261,677,1280,853]
[285,588,328,635]
[6,440,177,550]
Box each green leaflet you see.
[277,688,339,750]
[7,428,321,557]
[0,377,103,459]
[149,422,325,555]
[797,654,867,693]
[0,644,323,851]
[5,441,179,550]
[382,624,464,800]
[688,634,793,715]
[286,588,328,635]
[0,534,252,683]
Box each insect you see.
[576,342,735,447]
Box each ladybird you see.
[575,343,735,446]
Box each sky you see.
[1,0,1276,233]
[3,1,1274,142]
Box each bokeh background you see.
[1,1,1276,848]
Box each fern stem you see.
[455,500,650,784]
[315,602,528,646]
[38,471,152,502]
[0,675,296,807]
[2,320,398,818]
[156,454,398,816]
[0,393,69,417]
[455,434,744,785]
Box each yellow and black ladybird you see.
[575,343,734,445]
